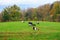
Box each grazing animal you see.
[28,22,39,31]
[28,22,36,26]
[33,27,36,30]
[33,27,39,30]
[28,22,32,24]
[28,22,33,26]
[21,21,24,23]
[37,21,39,24]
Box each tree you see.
[2,5,22,21]
[37,4,50,21]
[50,1,60,22]
[2,9,10,21]
[25,8,37,21]
[0,13,2,22]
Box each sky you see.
[0,0,59,12]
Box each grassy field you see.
[0,21,60,40]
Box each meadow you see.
[0,21,60,40]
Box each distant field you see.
[0,21,60,40]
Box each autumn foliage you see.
[0,1,60,22]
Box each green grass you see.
[0,21,60,40]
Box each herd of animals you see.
[21,21,39,31]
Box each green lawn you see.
[0,21,60,40]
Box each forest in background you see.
[0,1,60,22]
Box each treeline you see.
[0,1,60,22]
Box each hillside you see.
[0,21,60,40]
